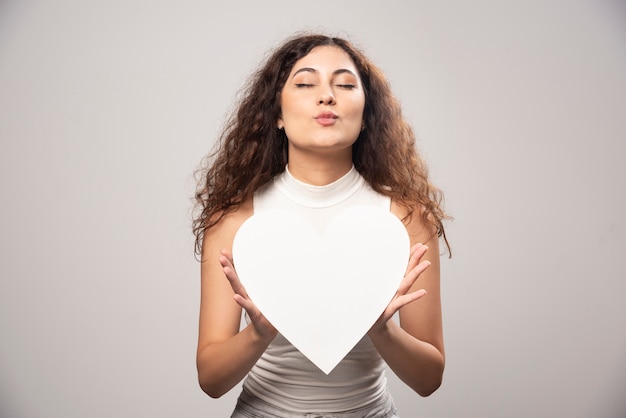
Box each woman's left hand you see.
[369,243,431,334]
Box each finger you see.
[219,253,234,273]
[410,242,428,256]
[219,251,250,300]
[219,248,235,268]
[381,289,428,322]
[398,288,427,307]
[234,294,277,339]
[218,251,237,277]
[224,268,250,300]
[397,260,431,295]
[405,243,428,275]
[233,293,257,315]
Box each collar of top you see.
[276,165,363,208]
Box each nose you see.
[317,88,336,105]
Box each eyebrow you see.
[291,67,358,78]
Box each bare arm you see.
[367,201,445,396]
[196,201,277,398]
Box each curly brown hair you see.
[193,33,450,257]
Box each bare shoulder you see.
[390,199,437,245]
[217,199,254,233]
[201,199,254,258]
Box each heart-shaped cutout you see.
[232,206,410,374]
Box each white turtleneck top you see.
[241,165,393,413]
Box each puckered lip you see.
[314,111,338,119]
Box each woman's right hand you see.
[219,248,278,341]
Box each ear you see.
[277,118,284,130]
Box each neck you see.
[287,148,353,186]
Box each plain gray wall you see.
[1,0,625,417]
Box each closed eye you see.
[336,84,357,89]
[295,83,315,88]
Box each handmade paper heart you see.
[232,206,410,374]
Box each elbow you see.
[199,379,228,399]
[197,352,232,398]
[414,361,444,397]
[416,376,442,397]
[197,365,230,399]
[205,390,227,399]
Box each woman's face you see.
[278,46,365,159]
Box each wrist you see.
[368,318,393,340]
[247,323,277,346]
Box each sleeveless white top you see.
[241,165,393,413]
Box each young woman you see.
[193,33,449,417]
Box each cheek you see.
[350,98,366,120]
[351,93,365,114]
[280,94,304,120]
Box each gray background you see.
[1,0,625,417]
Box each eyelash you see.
[294,83,356,89]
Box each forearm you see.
[197,324,274,398]
[369,320,445,397]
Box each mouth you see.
[315,111,338,126]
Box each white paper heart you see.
[232,206,410,374]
